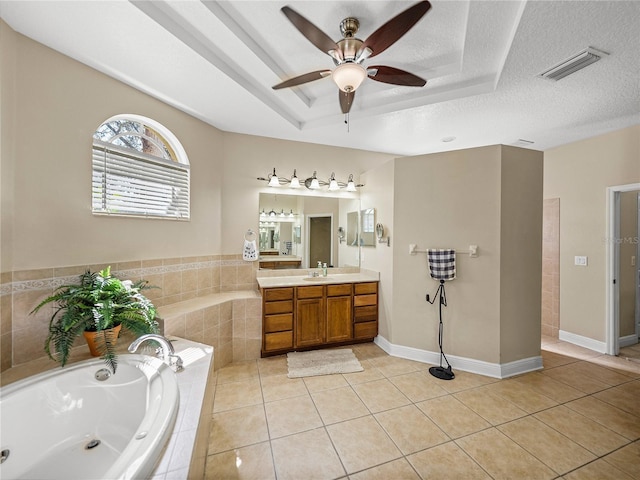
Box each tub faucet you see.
[128,334,183,372]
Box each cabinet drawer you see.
[264,331,293,351]
[354,321,378,339]
[264,287,294,301]
[354,294,377,307]
[264,300,293,315]
[264,314,293,333]
[297,285,324,299]
[354,282,377,295]
[327,283,352,297]
[354,305,377,323]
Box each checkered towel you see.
[427,249,456,280]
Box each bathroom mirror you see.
[360,208,376,247]
[259,193,360,269]
[346,211,359,246]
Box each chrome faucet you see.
[128,334,183,371]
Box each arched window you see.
[92,114,190,219]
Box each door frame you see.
[606,182,640,355]
[636,192,640,340]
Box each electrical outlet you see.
[574,256,588,266]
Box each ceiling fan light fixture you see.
[332,62,366,92]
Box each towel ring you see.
[244,229,256,241]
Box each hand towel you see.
[427,249,456,280]
[243,239,258,261]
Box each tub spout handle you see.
[169,354,184,372]
[128,334,175,365]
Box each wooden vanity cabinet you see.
[295,286,325,348]
[353,282,379,340]
[261,280,378,356]
[326,283,353,343]
[262,287,294,353]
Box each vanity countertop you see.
[258,255,302,261]
[257,271,379,288]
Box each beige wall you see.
[390,145,543,364]
[5,23,224,270]
[1,25,393,272]
[544,125,640,342]
[360,160,395,339]
[499,147,544,361]
[220,132,393,257]
[1,19,16,275]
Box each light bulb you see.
[346,174,357,192]
[268,167,279,187]
[328,172,339,191]
[310,171,320,189]
[290,169,300,188]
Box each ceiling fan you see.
[272,1,432,115]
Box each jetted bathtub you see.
[0,354,179,480]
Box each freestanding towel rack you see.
[409,244,478,257]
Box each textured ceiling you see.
[1,0,638,156]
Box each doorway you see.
[606,183,640,355]
[307,214,333,268]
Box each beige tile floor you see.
[205,339,640,479]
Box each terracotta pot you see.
[82,324,122,357]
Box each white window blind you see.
[92,140,190,219]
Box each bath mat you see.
[287,348,363,378]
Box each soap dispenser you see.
[322,263,328,277]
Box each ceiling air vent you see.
[538,47,608,81]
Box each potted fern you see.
[31,266,159,373]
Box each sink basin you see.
[303,276,332,281]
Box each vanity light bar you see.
[257,168,364,191]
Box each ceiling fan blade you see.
[368,65,426,87]
[339,89,355,114]
[273,70,332,90]
[281,6,343,61]
[359,1,431,59]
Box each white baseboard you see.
[559,330,607,353]
[619,334,638,348]
[374,335,542,379]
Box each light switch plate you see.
[574,255,588,266]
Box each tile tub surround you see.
[542,198,560,339]
[1,336,215,480]
[158,291,262,369]
[0,255,259,371]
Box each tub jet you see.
[85,439,101,450]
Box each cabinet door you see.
[296,298,325,347]
[326,295,352,343]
